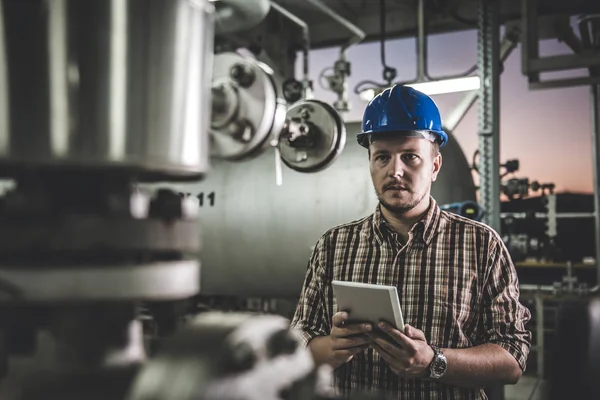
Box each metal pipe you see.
[520,284,555,292]
[417,0,426,82]
[443,28,520,133]
[443,90,478,133]
[500,212,595,219]
[535,294,544,379]
[591,83,600,287]
[214,0,271,35]
[304,0,365,53]
[270,2,310,97]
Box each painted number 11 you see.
[198,192,215,207]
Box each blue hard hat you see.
[357,85,448,148]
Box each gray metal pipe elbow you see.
[214,0,271,35]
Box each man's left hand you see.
[367,322,435,379]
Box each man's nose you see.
[388,155,404,178]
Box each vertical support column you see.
[591,84,600,286]
[477,0,501,232]
[535,294,545,379]
[478,4,503,398]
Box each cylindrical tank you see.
[172,122,477,298]
[0,0,214,182]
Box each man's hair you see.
[431,142,440,158]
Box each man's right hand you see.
[308,311,373,369]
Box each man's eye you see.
[376,155,390,162]
[403,154,418,161]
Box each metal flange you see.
[278,99,346,173]
[210,52,287,161]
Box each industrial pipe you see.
[415,0,481,83]
[304,0,365,53]
[519,284,555,292]
[214,0,271,35]
[305,0,365,115]
[499,212,595,219]
[270,2,310,98]
[417,0,427,82]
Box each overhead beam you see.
[521,0,600,89]
[271,0,600,51]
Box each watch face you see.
[433,362,446,375]
[432,354,447,377]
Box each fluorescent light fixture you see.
[359,76,481,102]
[359,88,378,102]
[406,76,480,95]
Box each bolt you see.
[300,108,311,120]
[227,120,245,137]
[296,151,308,162]
[230,63,255,88]
[227,120,254,143]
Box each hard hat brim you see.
[357,129,447,149]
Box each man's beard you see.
[376,189,425,215]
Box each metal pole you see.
[535,294,545,379]
[416,0,426,82]
[477,0,501,233]
[591,83,600,286]
[269,2,311,98]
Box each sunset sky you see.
[305,28,595,194]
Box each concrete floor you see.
[0,370,551,400]
[505,375,547,400]
[2,344,550,400]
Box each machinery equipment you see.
[128,313,325,400]
[439,201,484,222]
[167,121,477,300]
[0,0,597,398]
[550,297,600,399]
[501,193,597,274]
[0,0,350,399]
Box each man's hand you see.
[327,311,372,367]
[367,322,435,378]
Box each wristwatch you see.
[427,345,447,380]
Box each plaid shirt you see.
[290,197,532,399]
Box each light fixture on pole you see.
[407,76,481,95]
[359,76,481,102]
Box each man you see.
[290,85,531,399]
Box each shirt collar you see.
[369,196,442,246]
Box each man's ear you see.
[432,153,442,182]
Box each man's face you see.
[369,136,442,214]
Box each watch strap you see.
[427,345,445,380]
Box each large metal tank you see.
[171,122,477,299]
[0,0,214,181]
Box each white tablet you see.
[331,280,405,332]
